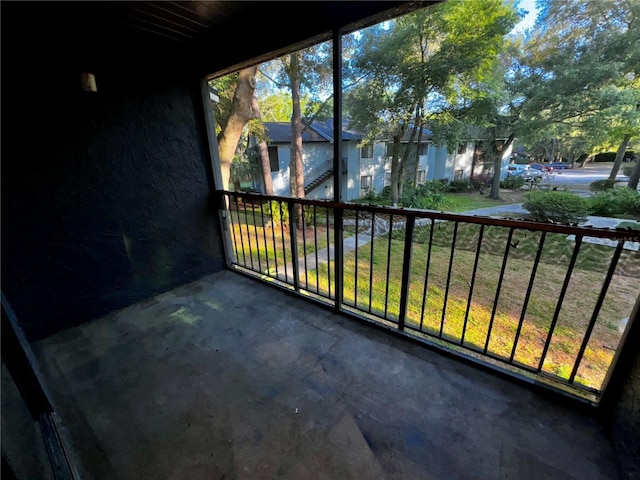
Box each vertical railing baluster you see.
[510,231,546,363]
[368,212,375,314]
[228,193,241,265]
[242,197,255,271]
[301,205,309,290]
[440,222,459,338]
[251,197,262,272]
[269,201,280,280]
[419,218,435,332]
[461,224,485,345]
[314,206,320,295]
[354,211,359,308]
[398,216,415,331]
[384,214,394,319]
[334,207,344,311]
[279,201,288,283]
[537,236,583,372]
[288,200,300,291]
[484,228,514,353]
[259,198,270,275]
[326,208,332,298]
[234,194,247,267]
[569,240,624,383]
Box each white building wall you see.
[449,141,475,179]
[271,145,291,196]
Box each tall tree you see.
[345,0,519,204]
[215,66,259,190]
[515,0,640,181]
[283,51,306,201]
[256,41,333,202]
[249,97,274,195]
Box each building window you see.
[418,143,429,156]
[361,144,373,159]
[454,169,464,180]
[385,142,394,158]
[457,143,467,154]
[360,175,373,190]
[268,146,279,172]
[384,171,391,186]
[417,170,426,184]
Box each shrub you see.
[448,179,472,193]
[589,179,616,191]
[361,186,376,201]
[522,191,590,224]
[262,200,289,226]
[400,181,455,210]
[470,174,493,191]
[500,176,525,190]
[589,188,640,217]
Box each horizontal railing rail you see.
[219,190,640,404]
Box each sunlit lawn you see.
[444,192,522,212]
[229,209,639,392]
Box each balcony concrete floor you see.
[33,270,623,480]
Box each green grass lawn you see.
[354,190,526,213]
[308,228,636,391]
[444,192,509,212]
[229,209,638,392]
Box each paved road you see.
[542,162,630,186]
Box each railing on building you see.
[219,190,640,404]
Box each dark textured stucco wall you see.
[610,352,640,480]
[1,67,226,341]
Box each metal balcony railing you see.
[218,190,640,404]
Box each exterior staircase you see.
[304,159,347,195]
[305,169,333,194]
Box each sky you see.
[512,0,539,34]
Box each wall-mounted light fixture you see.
[81,73,97,92]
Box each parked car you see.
[529,163,553,172]
[506,164,530,176]
[521,169,543,180]
[548,161,570,169]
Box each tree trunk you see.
[488,153,502,200]
[576,152,588,168]
[608,134,631,181]
[398,122,418,199]
[389,136,402,206]
[413,108,425,185]
[628,155,640,190]
[489,133,514,200]
[217,66,258,190]
[251,95,273,195]
[288,52,305,228]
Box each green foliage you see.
[522,191,590,224]
[401,181,455,210]
[448,179,472,193]
[343,0,519,205]
[470,174,493,191]
[589,189,640,218]
[361,186,377,201]
[516,0,640,157]
[262,201,289,226]
[589,179,617,192]
[230,154,261,186]
[500,175,525,190]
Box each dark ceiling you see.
[2,1,438,77]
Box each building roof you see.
[263,119,364,144]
